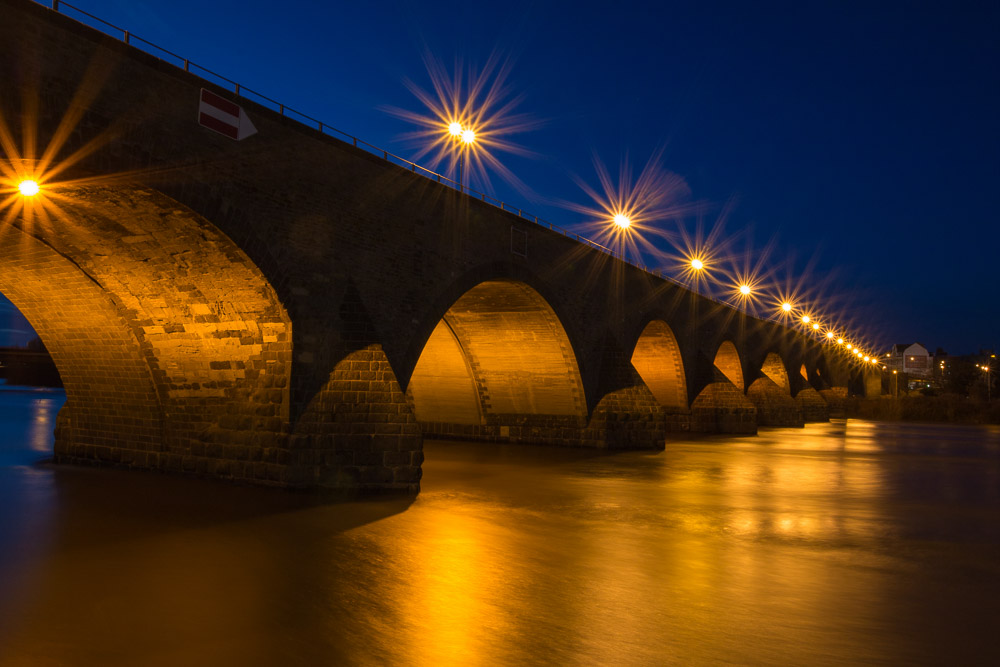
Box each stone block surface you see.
[795,387,830,422]
[746,377,804,427]
[690,381,757,434]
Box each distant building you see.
[884,343,932,377]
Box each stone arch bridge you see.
[0,0,874,492]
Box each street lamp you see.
[893,369,898,396]
[18,180,40,196]
[691,258,704,270]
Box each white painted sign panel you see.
[198,88,257,140]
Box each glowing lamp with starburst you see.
[19,180,40,196]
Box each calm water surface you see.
[1,389,999,665]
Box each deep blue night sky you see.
[3,0,998,354]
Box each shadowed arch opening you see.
[713,340,744,391]
[0,184,291,475]
[630,320,688,411]
[407,280,587,432]
[760,352,790,391]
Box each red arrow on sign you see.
[198,88,257,140]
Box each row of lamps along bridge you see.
[457,117,883,369]
[15,124,882,369]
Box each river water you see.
[1,388,999,666]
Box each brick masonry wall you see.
[290,285,422,492]
[795,387,830,422]
[690,381,758,434]
[0,231,164,458]
[746,377,805,427]
[0,188,293,485]
[630,320,688,411]
[290,345,423,492]
[713,341,745,390]
[820,388,849,418]
[760,352,791,390]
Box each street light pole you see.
[612,214,630,261]
[447,122,475,193]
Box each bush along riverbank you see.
[845,395,1000,425]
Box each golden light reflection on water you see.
[345,424,912,665]
[393,507,515,665]
[2,420,999,665]
[28,396,57,454]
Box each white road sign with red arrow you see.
[198,88,257,140]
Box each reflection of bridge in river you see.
[0,0,878,492]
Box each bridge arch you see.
[760,351,791,392]
[746,349,804,427]
[0,230,164,453]
[406,278,587,439]
[713,340,744,391]
[0,184,291,478]
[629,320,688,411]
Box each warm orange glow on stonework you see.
[631,320,688,411]
[408,280,587,432]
